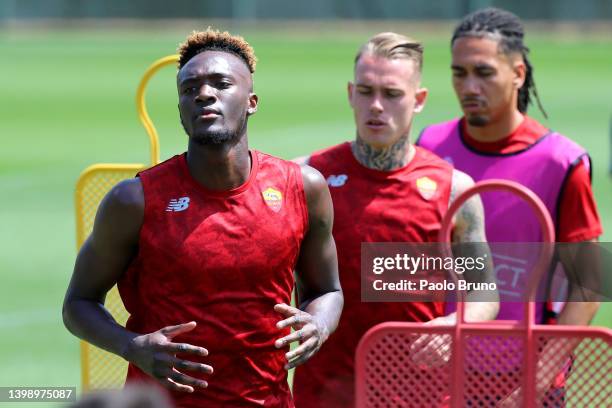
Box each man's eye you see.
[217,81,231,89]
[386,91,402,98]
[452,71,466,78]
[357,88,371,95]
[478,71,494,77]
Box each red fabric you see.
[462,115,549,154]
[462,116,602,242]
[293,143,453,408]
[557,162,602,242]
[118,151,308,408]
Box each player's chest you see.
[326,178,444,243]
[147,193,299,257]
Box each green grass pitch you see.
[0,25,610,406]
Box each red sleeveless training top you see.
[293,142,453,408]
[118,151,308,407]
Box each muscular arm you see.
[555,161,601,324]
[295,165,343,323]
[556,238,601,325]
[500,243,601,406]
[63,179,210,392]
[274,165,343,369]
[63,178,144,357]
[443,170,499,323]
[410,170,498,366]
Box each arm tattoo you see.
[450,172,495,289]
[450,171,485,243]
[449,172,458,203]
[454,197,484,243]
[351,134,413,171]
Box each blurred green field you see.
[0,24,610,406]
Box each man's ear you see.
[247,93,259,116]
[178,104,188,134]
[347,81,354,108]
[414,87,428,113]
[513,58,526,89]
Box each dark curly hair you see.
[177,28,257,73]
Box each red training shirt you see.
[292,142,453,408]
[118,152,308,408]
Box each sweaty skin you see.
[63,49,343,393]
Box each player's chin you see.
[359,131,394,149]
[192,129,237,146]
[465,113,490,127]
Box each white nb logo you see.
[327,174,348,187]
[165,197,190,212]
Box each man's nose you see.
[196,84,216,103]
[462,76,480,95]
[369,96,383,114]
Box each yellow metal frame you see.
[136,54,180,166]
[75,54,179,391]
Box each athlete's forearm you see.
[447,242,499,323]
[440,300,499,325]
[557,300,599,326]
[300,290,344,341]
[62,298,138,360]
[463,300,498,322]
[557,239,600,325]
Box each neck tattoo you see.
[351,134,413,171]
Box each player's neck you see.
[466,110,524,142]
[186,136,251,191]
[351,135,415,172]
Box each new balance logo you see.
[327,174,348,187]
[165,197,190,212]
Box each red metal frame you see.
[355,179,611,407]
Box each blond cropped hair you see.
[355,32,423,73]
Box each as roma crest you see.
[262,187,283,212]
[416,176,437,201]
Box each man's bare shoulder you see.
[87,178,144,253]
[450,169,475,203]
[300,164,327,199]
[298,163,333,233]
[93,178,144,236]
[105,178,144,210]
[449,169,488,243]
